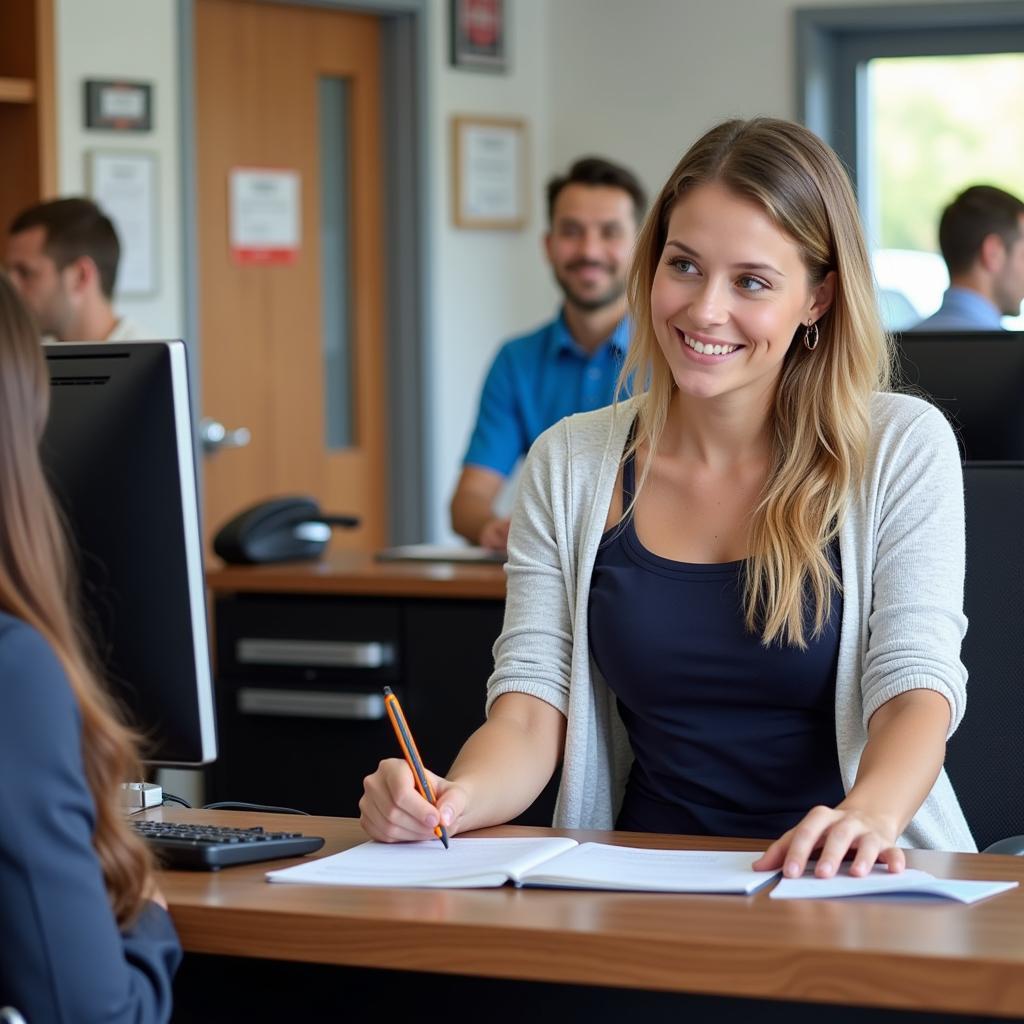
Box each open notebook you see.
[265,837,778,892]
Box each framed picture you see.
[452,116,527,230]
[450,0,507,72]
[87,150,158,295]
[84,80,153,132]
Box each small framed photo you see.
[84,80,153,132]
[450,0,507,73]
[452,116,527,230]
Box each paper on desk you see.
[375,544,506,564]
[770,866,1018,904]
[520,843,778,893]
[265,837,578,888]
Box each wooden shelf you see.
[0,77,35,103]
[0,0,56,228]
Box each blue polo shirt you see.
[912,287,1006,331]
[463,311,630,477]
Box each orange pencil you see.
[382,686,450,849]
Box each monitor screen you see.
[39,340,217,766]
[895,331,1024,461]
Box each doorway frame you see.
[177,0,433,544]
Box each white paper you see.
[520,843,777,893]
[770,865,1018,904]
[230,168,301,251]
[266,837,577,889]
[375,544,506,564]
[88,151,157,295]
[459,123,522,221]
[100,88,146,120]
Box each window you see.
[797,4,1024,330]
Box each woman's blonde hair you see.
[621,117,891,648]
[0,273,154,924]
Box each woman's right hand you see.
[359,758,469,843]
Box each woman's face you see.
[650,181,834,406]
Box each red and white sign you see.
[229,167,301,265]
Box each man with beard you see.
[451,157,646,550]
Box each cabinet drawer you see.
[215,594,400,682]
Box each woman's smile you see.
[675,326,743,362]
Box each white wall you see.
[424,0,555,540]
[547,0,965,211]
[54,0,183,339]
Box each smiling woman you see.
[360,118,975,888]
[649,183,835,406]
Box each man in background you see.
[450,156,646,550]
[914,184,1024,331]
[4,197,149,342]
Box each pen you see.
[382,686,450,849]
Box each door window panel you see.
[319,74,356,448]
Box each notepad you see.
[770,866,1018,904]
[265,837,778,893]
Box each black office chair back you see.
[944,462,1024,852]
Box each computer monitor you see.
[894,330,1024,461]
[39,340,217,766]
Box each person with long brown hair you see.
[0,272,179,1021]
[360,117,975,873]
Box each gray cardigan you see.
[486,392,976,852]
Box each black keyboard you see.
[132,820,325,870]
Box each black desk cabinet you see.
[210,592,557,823]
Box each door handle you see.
[201,417,252,454]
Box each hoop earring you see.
[803,321,820,351]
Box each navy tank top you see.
[588,437,845,839]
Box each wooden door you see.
[195,0,385,553]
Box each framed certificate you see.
[84,80,153,131]
[452,116,527,230]
[87,150,158,295]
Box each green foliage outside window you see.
[870,54,1024,252]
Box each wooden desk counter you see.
[153,808,1024,1018]
[206,551,507,601]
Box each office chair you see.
[944,462,1024,854]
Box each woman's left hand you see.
[752,804,905,879]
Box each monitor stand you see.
[121,781,163,814]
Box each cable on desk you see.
[161,792,192,809]
[203,801,310,816]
